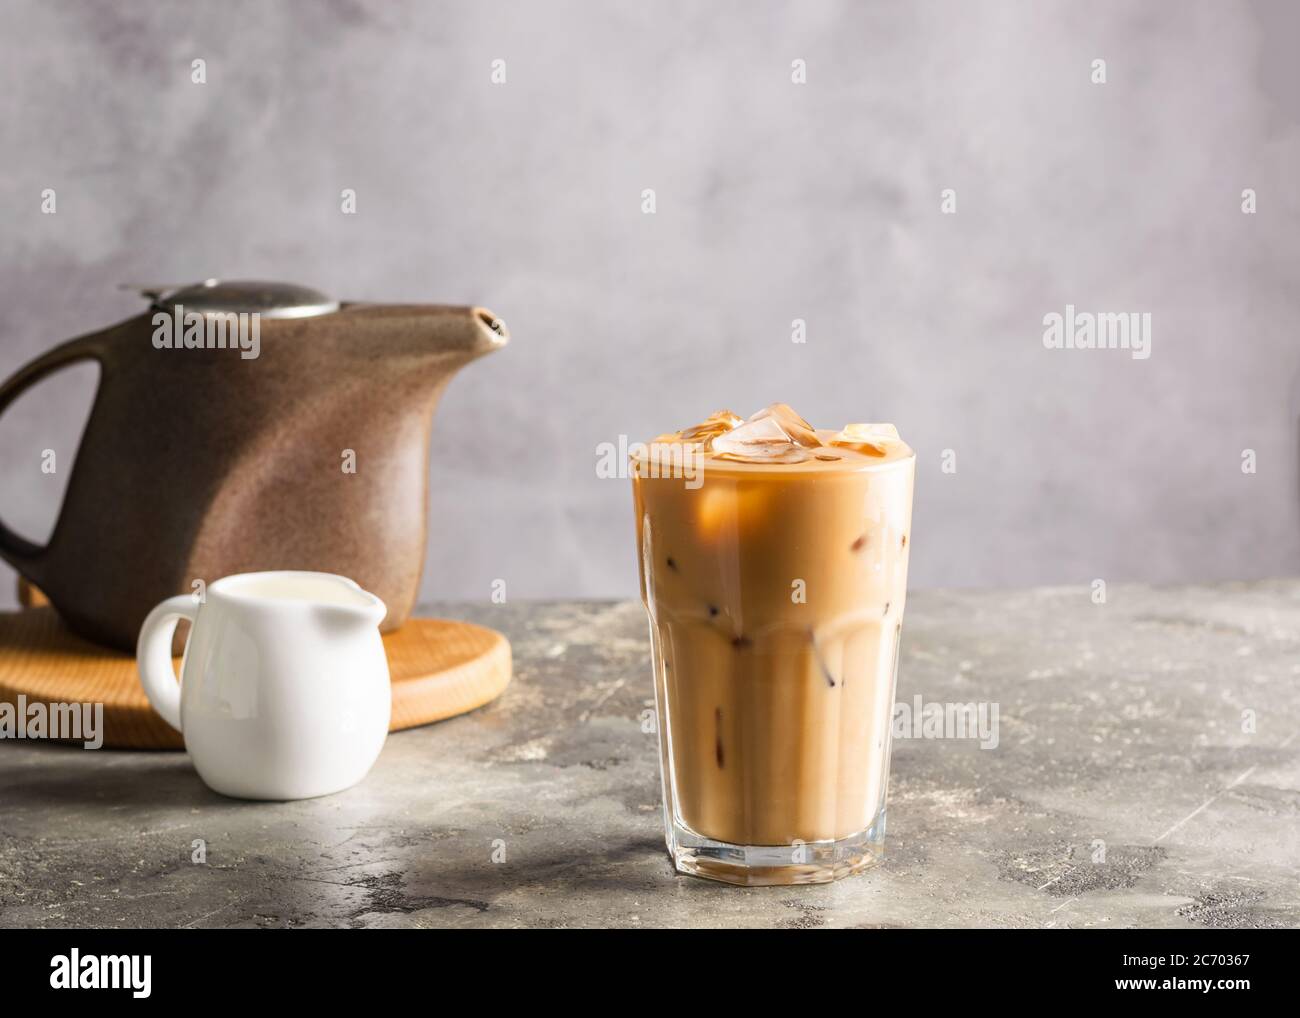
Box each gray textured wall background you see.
[1,0,1298,609]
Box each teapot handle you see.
[0,337,103,581]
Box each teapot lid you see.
[142,279,340,319]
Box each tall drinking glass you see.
[632,409,915,885]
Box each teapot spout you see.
[345,303,508,364]
[467,307,510,357]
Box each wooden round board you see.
[0,607,511,750]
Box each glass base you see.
[667,808,886,886]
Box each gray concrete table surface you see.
[1,582,1297,929]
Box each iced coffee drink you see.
[631,405,914,885]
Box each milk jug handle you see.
[136,595,199,732]
[0,337,103,574]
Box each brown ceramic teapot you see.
[0,279,508,651]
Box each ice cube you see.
[711,414,813,463]
[840,422,898,441]
[828,422,899,457]
[676,410,745,449]
[747,403,820,448]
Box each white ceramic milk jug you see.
[136,571,391,800]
